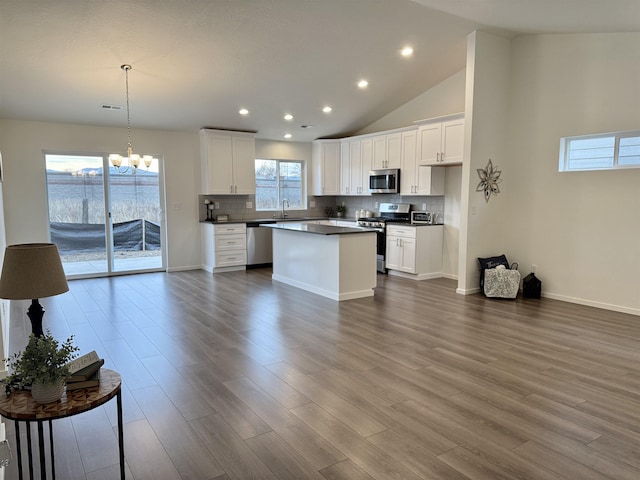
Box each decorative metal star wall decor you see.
[476,159,502,202]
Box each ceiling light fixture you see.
[109,65,155,173]
[401,46,413,57]
[284,133,292,139]
[322,106,332,113]
[239,108,249,115]
[357,80,369,89]
[284,114,293,121]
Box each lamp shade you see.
[0,243,69,300]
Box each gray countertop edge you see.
[200,217,342,225]
[262,223,376,236]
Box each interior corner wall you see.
[458,31,512,294]
[507,33,640,315]
[0,119,202,271]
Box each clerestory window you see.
[559,131,640,172]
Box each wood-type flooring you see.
[4,269,640,479]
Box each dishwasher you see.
[246,221,274,267]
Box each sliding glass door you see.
[45,153,165,277]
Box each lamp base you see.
[26,299,45,337]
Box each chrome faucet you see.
[282,199,289,218]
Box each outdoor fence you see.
[51,220,160,254]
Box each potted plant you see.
[4,331,79,404]
[335,205,346,218]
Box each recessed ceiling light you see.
[284,133,292,139]
[322,106,332,113]
[401,47,413,57]
[357,80,369,89]
[284,114,293,121]
[239,108,249,115]
[101,104,123,110]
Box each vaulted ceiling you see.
[1,1,638,142]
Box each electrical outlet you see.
[246,201,253,209]
[422,203,427,210]
[531,264,537,273]
[375,202,379,208]
[215,202,220,209]
[310,200,316,208]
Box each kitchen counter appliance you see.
[357,203,411,273]
[411,211,443,224]
[369,169,400,194]
[246,221,274,267]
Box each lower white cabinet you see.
[202,222,247,272]
[385,225,443,278]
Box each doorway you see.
[44,153,165,277]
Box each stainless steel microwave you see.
[369,169,400,194]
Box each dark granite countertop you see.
[262,223,374,235]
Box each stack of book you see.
[65,351,104,391]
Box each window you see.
[255,159,305,211]
[559,131,640,171]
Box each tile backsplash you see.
[199,194,444,222]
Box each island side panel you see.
[271,228,376,301]
[272,228,340,299]
[338,232,377,300]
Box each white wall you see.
[256,140,311,162]
[506,33,640,314]
[458,31,512,294]
[0,119,202,271]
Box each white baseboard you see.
[166,265,202,273]
[456,286,481,295]
[542,292,640,316]
[387,271,443,281]
[440,272,458,280]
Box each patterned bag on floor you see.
[483,265,520,299]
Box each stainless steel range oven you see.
[358,203,411,273]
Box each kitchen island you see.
[263,223,377,301]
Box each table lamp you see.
[0,243,69,337]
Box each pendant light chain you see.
[122,64,133,157]
[110,63,155,171]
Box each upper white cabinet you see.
[312,140,340,196]
[416,116,464,166]
[340,138,370,196]
[372,132,402,170]
[400,129,445,196]
[400,129,418,194]
[200,129,256,195]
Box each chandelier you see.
[109,64,155,172]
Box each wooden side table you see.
[0,368,124,480]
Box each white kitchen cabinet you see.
[400,129,418,194]
[200,129,256,195]
[202,222,247,272]
[340,138,369,195]
[416,166,445,195]
[386,225,443,279]
[400,129,445,196]
[417,116,464,166]
[340,141,351,195]
[372,132,401,170]
[312,140,340,196]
